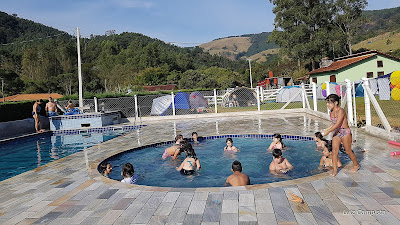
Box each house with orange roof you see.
[307,50,400,83]
[0,93,63,103]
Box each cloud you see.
[112,0,154,8]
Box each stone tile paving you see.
[0,113,399,224]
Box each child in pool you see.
[224,138,239,152]
[319,146,342,168]
[121,163,138,184]
[100,162,112,177]
[176,142,201,175]
[315,131,351,154]
[268,133,285,150]
[162,134,184,160]
[269,149,293,174]
[192,132,199,143]
[314,132,329,148]
[225,160,250,186]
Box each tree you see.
[333,0,367,55]
[269,0,339,69]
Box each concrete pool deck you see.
[0,112,399,225]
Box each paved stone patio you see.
[0,112,399,225]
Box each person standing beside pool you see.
[225,160,250,186]
[224,138,239,152]
[162,134,184,160]
[121,163,138,184]
[45,97,58,117]
[32,99,45,133]
[267,133,285,150]
[322,94,359,176]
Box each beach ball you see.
[391,71,400,86]
[322,83,327,90]
[322,89,327,97]
[392,88,400,101]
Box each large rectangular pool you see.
[0,132,122,181]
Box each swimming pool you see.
[0,132,124,181]
[103,135,351,188]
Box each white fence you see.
[65,78,398,140]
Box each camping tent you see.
[221,87,257,107]
[276,86,303,103]
[151,92,209,116]
[150,92,190,116]
[189,91,208,109]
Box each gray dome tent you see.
[221,87,257,107]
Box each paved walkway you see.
[0,113,399,225]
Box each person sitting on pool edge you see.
[176,142,201,175]
[269,149,293,174]
[121,163,138,184]
[162,134,184,160]
[225,160,250,186]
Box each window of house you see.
[367,72,373,78]
[312,77,317,84]
[330,75,336,82]
[378,71,385,77]
[377,61,383,67]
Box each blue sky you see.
[2,0,400,46]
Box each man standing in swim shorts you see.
[45,97,58,117]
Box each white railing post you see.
[312,82,317,111]
[301,83,306,109]
[257,86,261,111]
[171,92,176,116]
[345,79,354,126]
[260,86,264,102]
[94,97,98,113]
[214,89,218,113]
[134,95,138,120]
[325,81,330,115]
[362,78,371,126]
[352,82,357,126]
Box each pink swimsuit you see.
[330,109,351,139]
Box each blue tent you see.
[150,92,190,116]
[171,92,190,110]
[355,82,364,97]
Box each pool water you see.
[105,137,351,188]
[0,132,122,181]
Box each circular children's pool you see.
[101,134,350,188]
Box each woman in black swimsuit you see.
[176,141,201,175]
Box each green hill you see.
[0,11,250,96]
[0,11,70,44]
[355,6,400,43]
[200,32,278,62]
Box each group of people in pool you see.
[99,93,360,185]
[100,162,138,184]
